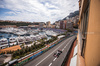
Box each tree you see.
[66,28,72,32]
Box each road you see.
[24,36,76,66]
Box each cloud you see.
[0,0,79,23]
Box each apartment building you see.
[55,21,60,28]
[66,22,73,31]
[60,20,67,29]
[46,21,51,28]
[78,0,100,66]
[68,0,100,66]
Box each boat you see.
[30,35,36,41]
[45,30,58,36]
[0,38,8,49]
[16,36,25,45]
[9,36,17,46]
[24,36,32,42]
[35,35,41,40]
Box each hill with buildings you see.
[63,10,79,20]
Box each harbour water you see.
[0,32,18,39]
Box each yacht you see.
[30,35,36,41]
[16,36,25,45]
[45,30,58,36]
[9,36,17,46]
[24,36,32,42]
[0,38,8,49]
[36,35,41,40]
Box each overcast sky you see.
[0,0,79,23]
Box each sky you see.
[0,0,79,23]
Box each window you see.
[81,1,90,58]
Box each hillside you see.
[63,10,79,20]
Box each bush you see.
[14,56,20,59]
[12,42,45,60]
[11,36,57,60]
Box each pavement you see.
[0,54,11,64]
[24,36,76,66]
[65,39,77,66]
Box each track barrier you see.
[14,35,74,66]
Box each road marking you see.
[65,43,68,47]
[35,37,73,66]
[53,58,57,61]
[35,42,64,66]
[65,45,67,48]
[48,63,52,66]
[62,48,64,51]
[64,46,66,48]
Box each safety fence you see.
[14,35,74,66]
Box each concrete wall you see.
[85,0,100,66]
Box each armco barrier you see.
[14,35,74,66]
[49,44,55,48]
[30,51,43,60]
[42,48,49,52]
[15,51,43,66]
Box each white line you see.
[65,45,67,48]
[35,37,73,66]
[48,63,52,66]
[65,45,67,47]
[18,46,47,61]
[35,42,64,66]
[53,58,57,61]
[62,49,64,51]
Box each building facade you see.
[55,21,60,28]
[46,21,51,28]
[66,22,73,30]
[51,24,56,28]
[77,0,100,66]
[60,20,67,29]
[68,0,100,66]
[39,22,45,28]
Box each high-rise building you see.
[46,21,51,28]
[55,21,60,28]
[60,20,67,29]
[51,24,56,28]
[66,22,73,30]
[39,22,45,28]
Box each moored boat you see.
[0,38,8,49]
[9,36,17,46]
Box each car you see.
[58,49,62,53]
[53,49,62,58]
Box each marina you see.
[0,27,66,49]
